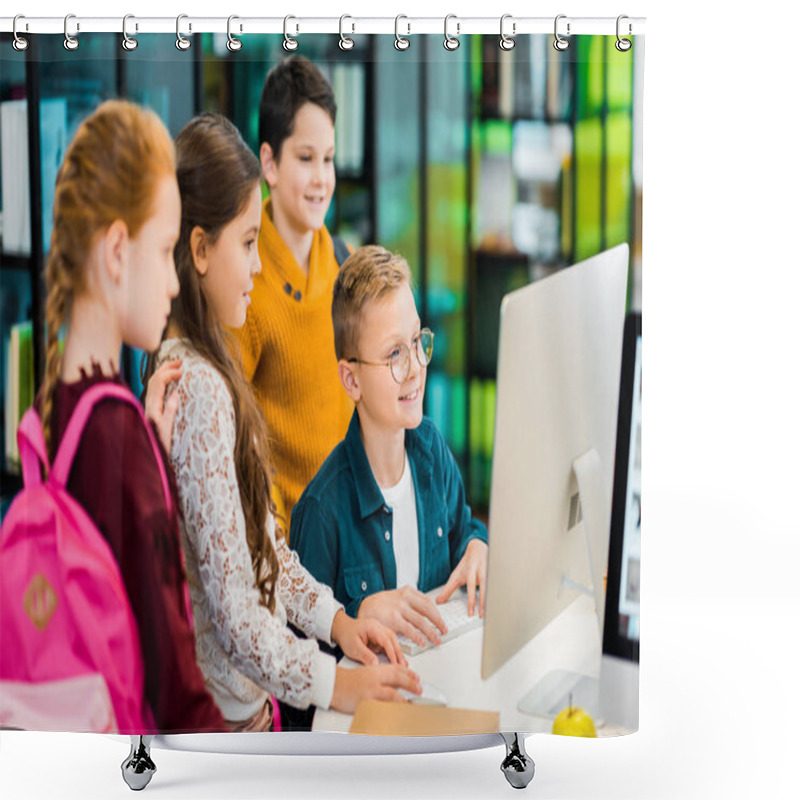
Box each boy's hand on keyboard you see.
[436,539,489,618]
[331,610,407,667]
[358,587,448,649]
[331,664,421,714]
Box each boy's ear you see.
[102,219,129,286]
[190,225,209,277]
[338,359,361,403]
[260,142,277,188]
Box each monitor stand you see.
[517,449,609,721]
[517,669,601,721]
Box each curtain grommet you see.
[444,14,460,51]
[553,14,570,51]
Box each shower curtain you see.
[0,16,642,745]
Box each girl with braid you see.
[38,100,227,733]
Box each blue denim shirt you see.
[291,410,488,619]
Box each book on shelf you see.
[333,64,365,176]
[530,35,548,120]
[1,97,68,256]
[511,35,533,119]
[4,320,33,471]
[497,49,514,120]
[1,99,31,256]
[40,98,68,255]
[480,36,499,118]
[547,46,573,120]
[477,35,567,122]
[474,152,514,252]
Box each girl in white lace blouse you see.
[146,114,420,731]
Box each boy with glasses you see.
[291,246,488,651]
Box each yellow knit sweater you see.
[232,199,353,533]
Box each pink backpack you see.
[0,383,175,733]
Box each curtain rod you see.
[1,15,646,37]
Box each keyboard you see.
[397,587,483,656]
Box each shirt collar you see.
[344,409,435,520]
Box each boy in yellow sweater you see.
[233,56,353,529]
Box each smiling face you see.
[121,174,181,351]
[264,102,336,237]
[348,280,427,436]
[194,181,262,330]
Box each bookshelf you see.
[0,33,377,513]
[1,33,44,512]
[369,35,639,511]
[0,34,202,512]
[0,33,640,519]
[369,36,471,482]
[464,35,638,509]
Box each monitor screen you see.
[603,312,641,662]
[481,244,630,681]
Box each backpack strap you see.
[50,383,173,516]
[332,234,351,268]
[17,408,50,488]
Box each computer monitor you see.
[480,244,629,701]
[515,311,641,727]
[604,311,641,663]
[592,311,641,731]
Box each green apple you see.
[551,703,597,738]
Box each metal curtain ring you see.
[499,14,515,51]
[553,14,570,51]
[121,14,138,51]
[339,15,354,50]
[443,14,460,51]
[283,16,299,51]
[394,15,410,51]
[176,14,191,50]
[64,14,79,51]
[12,15,29,51]
[616,15,632,52]
[227,15,242,52]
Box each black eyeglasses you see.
[347,328,434,384]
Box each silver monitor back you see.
[481,244,629,680]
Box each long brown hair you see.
[143,113,281,613]
[41,100,175,461]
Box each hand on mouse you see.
[331,664,421,714]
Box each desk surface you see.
[313,594,607,734]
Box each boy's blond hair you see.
[332,245,412,361]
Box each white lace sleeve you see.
[271,522,343,646]
[170,357,333,710]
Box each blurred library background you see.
[0,33,642,519]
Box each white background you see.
[3,1,799,798]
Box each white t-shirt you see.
[380,450,420,589]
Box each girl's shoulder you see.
[158,340,235,438]
[57,371,171,513]
[159,339,228,396]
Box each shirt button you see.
[437,527,443,538]
[361,581,368,592]
[384,530,391,542]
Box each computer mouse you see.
[399,682,447,707]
